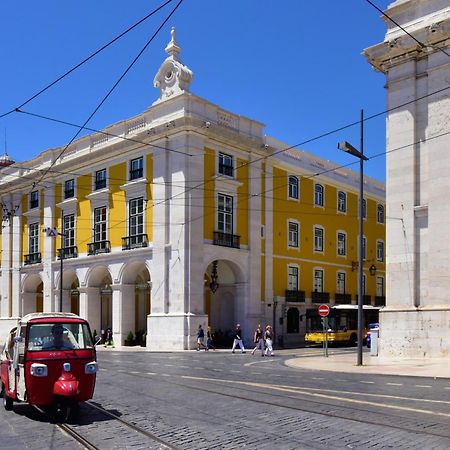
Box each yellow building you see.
[0,29,385,348]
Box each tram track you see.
[113,369,450,441]
[37,401,181,450]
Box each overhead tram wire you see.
[0,0,176,120]
[26,0,185,194]
[365,0,450,59]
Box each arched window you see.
[337,191,347,212]
[288,176,299,199]
[314,184,324,206]
[287,308,299,333]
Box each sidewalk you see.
[285,351,450,379]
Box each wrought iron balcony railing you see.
[213,231,240,249]
[64,188,75,199]
[311,291,330,303]
[87,240,111,255]
[57,246,78,260]
[285,290,305,302]
[29,199,39,209]
[122,234,148,250]
[95,179,107,190]
[129,168,143,180]
[356,295,372,305]
[218,163,233,177]
[24,252,42,265]
[374,296,386,306]
[334,293,351,304]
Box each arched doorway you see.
[22,274,43,315]
[204,260,244,347]
[122,261,151,346]
[62,270,80,315]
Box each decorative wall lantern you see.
[209,260,219,294]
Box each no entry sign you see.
[318,304,330,317]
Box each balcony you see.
[311,291,330,303]
[57,246,78,260]
[87,240,111,256]
[24,252,41,265]
[95,179,107,190]
[64,188,75,199]
[356,295,372,305]
[334,293,351,304]
[122,234,148,250]
[285,290,305,302]
[213,231,240,249]
[218,163,233,177]
[374,296,386,306]
[130,168,143,181]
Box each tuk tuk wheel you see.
[3,393,13,411]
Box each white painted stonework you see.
[364,0,450,358]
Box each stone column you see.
[43,187,56,312]
[11,203,23,317]
[112,284,134,346]
[78,287,100,336]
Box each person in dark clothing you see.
[251,324,265,356]
[197,324,207,351]
[231,323,245,353]
[206,326,216,350]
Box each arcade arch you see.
[22,274,43,315]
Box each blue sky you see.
[0,0,391,182]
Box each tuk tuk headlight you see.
[30,363,48,377]
[85,361,98,374]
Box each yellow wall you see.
[77,174,92,250]
[236,158,248,246]
[203,148,215,240]
[109,163,126,248]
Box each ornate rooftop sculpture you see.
[153,27,193,104]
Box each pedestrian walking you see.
[251,324,265,356]
[206,326,216,350]
[231,324,245,353]
[197,324,207,351]
[264,325,274,356]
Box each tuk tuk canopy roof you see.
[19,312,84,325]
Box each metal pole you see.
[59,209,64,312]
[357,109,364,366]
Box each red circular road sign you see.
[318,304,330,317]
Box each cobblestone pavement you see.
[1,347,449,449]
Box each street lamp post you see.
[338,109,367,366]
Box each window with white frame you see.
[218,152,233,177]
[129,197,144,237]
[95,169,107,190]
[314,269,324,293]
[377,204,385,224]
[376,276,384,297]
[314,226,324,252]
[337,191,347,213]
[288,265,299,291]
[358,236,367,260]
[63,214,75,249]
[218,193,233,234]
[64,179,75,199]
[130,157,144,181]
[94,206,107,243]
[377,240,384,262]
[30,190,39,209]
[337,232,346,256]
[29,222,39,255]
[288,175,299,200]
[314,184,324,206]
[337,272,346,294]
[288,221,299,248]
[360,198,367,219]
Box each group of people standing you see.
[196,323,274,356]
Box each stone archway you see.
[121,261,151,346]
[60,269,80,314]
[85,266,112,341]
[22,274,43,315]
[204,260,245,347]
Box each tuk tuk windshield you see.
[27,322,94,351]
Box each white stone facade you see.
[364,0,450,358]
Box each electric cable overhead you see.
[0,0,176,120]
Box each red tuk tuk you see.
[0,312,98,420]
